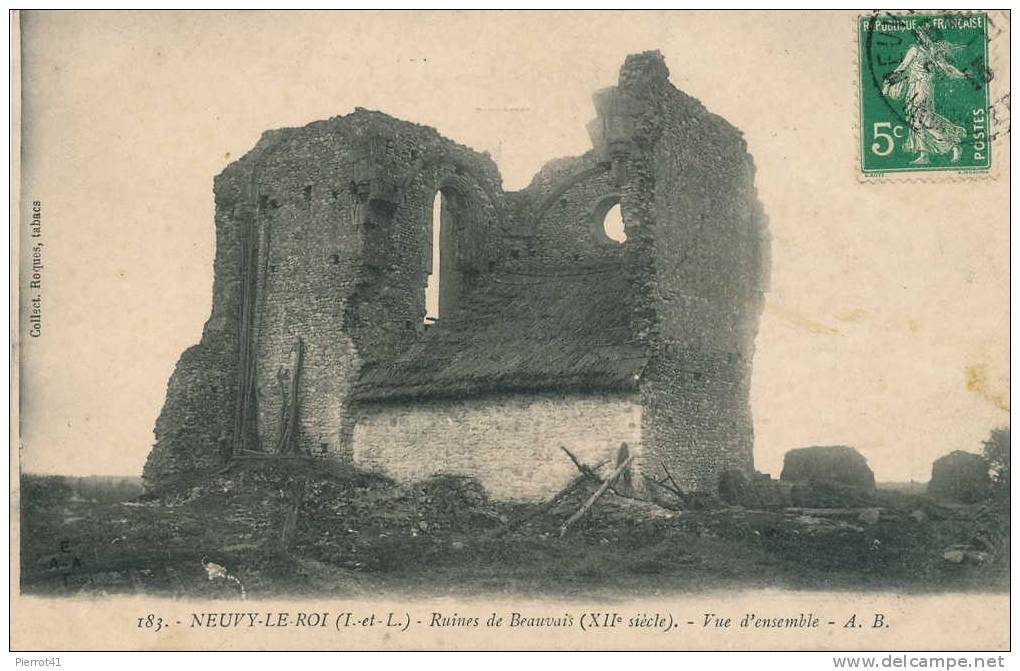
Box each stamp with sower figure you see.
[859,12,991,175]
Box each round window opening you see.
[602,202,626,243]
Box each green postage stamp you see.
[858,12,991,175]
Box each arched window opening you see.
[424,191,442,324]
[423,184,467,326]
[602,202,626,243]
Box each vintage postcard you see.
[11,10,1010,652]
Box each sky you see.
[16,10,1010,482]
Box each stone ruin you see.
[144,51,770,501]
[929,450,991,503]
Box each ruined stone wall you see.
[250,115,503,459]
[145,52,768,497]
[522,154,625,264]
[245,130,353,458]
[361,159,501,341]
[609,52,770,491]
[351,392,641,501]
[145,112,504,487]
[143,338,237,490]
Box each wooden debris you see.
[279,479,306,553]
[489,452,608,538]
[560,446,604,482]
[231,202,261,457]
[559,454,635,537]
[276,338,304,455]
[561,445,654,504]
[660,461,685,498]
[489,475,586,538]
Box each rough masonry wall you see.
[248,114,504,459]
[248,128,363,457]
[610,52,770,491]
[145,111,506,487]
[362,158,501,339]
[143,337,237,490]
[351,392,641,501]
[520,153,624,263]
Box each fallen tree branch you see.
[560,446,653,504]
[660,461,685,498]
[643,462,697,510]
[639,479,685,511]
[559,454,635,537]
[560,446,605,481]
[648,477,682,497]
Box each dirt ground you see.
[18,462,1009,599]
